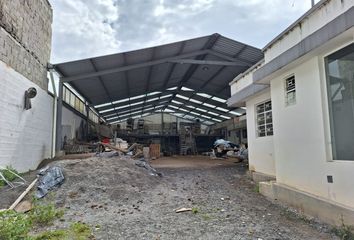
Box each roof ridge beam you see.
[162,34,221,110]
[100,96,173,116]
[97,92,173,111]
[166,110,218,123]
[167,59,249,66]
[205,49,252,66]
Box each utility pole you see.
[311,0,315,7]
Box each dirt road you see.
[34,156,338,239]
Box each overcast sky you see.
[49,0,319,63]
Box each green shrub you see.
[254,183,260,193]
[30,203,64,226]
[332,217,354,240]
[31,222,92,240]
[0,202,92,240]
[70,222,92,240]
[32,229,67,240]
[191,207,199,214]
[0,210,32,240]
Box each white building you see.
[228,0,354,226]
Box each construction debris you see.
[175,208,192,213]
[135,158,162,177]
[9,178,38,210]
[63,139,92,154]
[0,166,26,189]
[115,138,128,149]
[212,139,239,158]
[95,151,120,158]
[100,142,138,154]
[14,200,33,213]
[36,166,65,199]
[149,144,161,159]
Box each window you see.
[256,100,273,137]
[285,75,296,106]
[325,43,354,160]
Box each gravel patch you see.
[31,156,338,239]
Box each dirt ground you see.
[151,155,239,169]
[2,155,339,239]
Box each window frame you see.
[324,42,354,161]
[255,100,273,138]
[285,74,296,106]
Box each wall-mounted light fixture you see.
[24,87,37,110]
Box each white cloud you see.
[50,0,120,63]
[49,0,320,63]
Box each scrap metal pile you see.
[211,139,248,162]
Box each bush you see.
[0,210,32,240]
[70,222,92,240]
[32,222,92,240]
[0,202,92,240]
[30,203,64,226]
[332,217,354,240]
[192,207,199,214]
[31,229,67,240]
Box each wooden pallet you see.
[149,144,161,159]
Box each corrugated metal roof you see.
[53,33,263,125]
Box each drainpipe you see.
[49,70,57,158]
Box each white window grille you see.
[256,100,273,137]
[285,75,296,106]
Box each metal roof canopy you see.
[53,33,263,126]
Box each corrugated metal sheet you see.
[53,33,263,124]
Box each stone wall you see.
[0,0,52,90]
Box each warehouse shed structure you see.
[53,33,263,151]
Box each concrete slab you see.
[259,181,354,227]
[249,171,276,183]
[151,156,242,169]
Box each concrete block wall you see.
[0,0,53,172]
[0,61,53,172]
[0,0,52,90]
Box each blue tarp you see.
[36,166,65,198]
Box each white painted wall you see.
[228,0,354,210]
[0,61,53,172]
[265,0,353,62]
[270,52,354,208]
[230,72,253,95]
[230,61,264,95]
[246,91,276,176]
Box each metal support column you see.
[161,112,164,135]
[85,102,90,141]
[56,79,63,153]
[49,71,57,158]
